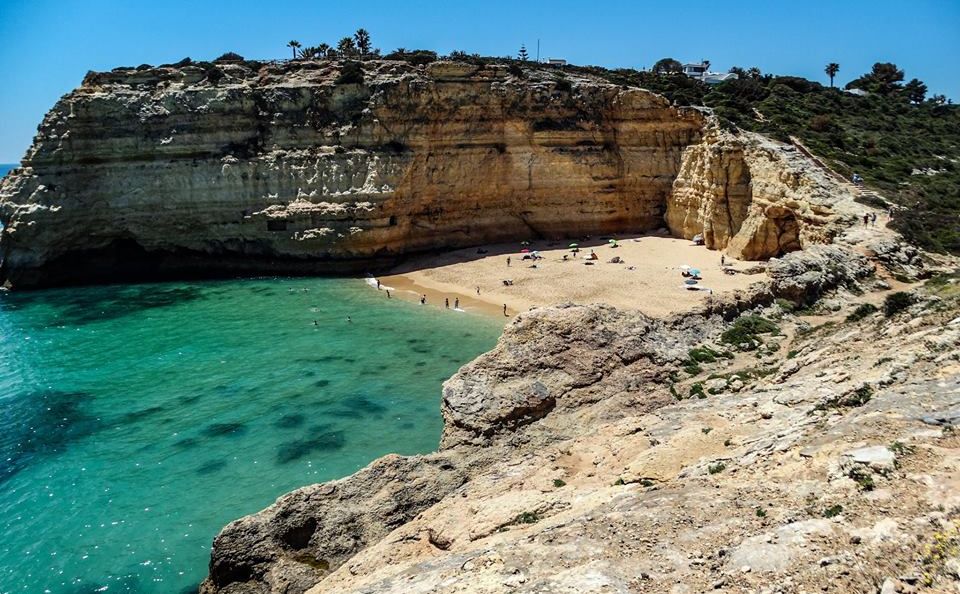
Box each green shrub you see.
[215,52,244,62]
[823,504,843,518]
[815,384,873,411]
[883,292,915,316]
[514,511,540,524]
[846,303,879,322]
[552,478,566,488]
[708,462,726,474]
[720,315,779,350]
[335,61,365,85]
[775,298,796,313]
[689,383,706,399]
[848,467,875,491]
[554,77,573,93]
[683,360,703,375]
[755,507,767,518]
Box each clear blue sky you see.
[1,0,958,162]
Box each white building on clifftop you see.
[683,61,738,85]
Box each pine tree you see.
[518,44,529,62]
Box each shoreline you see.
[364,235,761,320]
[363,274,515,319]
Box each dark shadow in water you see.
[196,459,228,475]
[203,422,247,437]
[0,390,99,485]
[174,436,199,449]
[353,395,387,414]
[330,394,387,419]
[275,413,306,429]
[0,284,208,327]
[178,394,203,406]
[276,428,345,464]
[117,405,165,424]
[313,379,330,388]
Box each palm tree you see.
[354,28,371,58]
[317,43,332,58]
[337,37,357,58]
[287,40,301,60]
[825,63,840,88]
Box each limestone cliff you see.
[666,131,858,260]
[0,59,855,288]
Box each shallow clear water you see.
[0,278,501,593]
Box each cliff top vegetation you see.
[123,32,960,256]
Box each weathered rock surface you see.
[0,59,855,288]
[667,132,860,260]
[196,247,960,594]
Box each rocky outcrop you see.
[666,131,859,260]
[200,247,919,594]
[0,59,857,288]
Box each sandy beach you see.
[371,235,764,318]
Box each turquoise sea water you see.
[0,278,501,593]
[0,164,15,177]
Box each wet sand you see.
[370,235,764,319]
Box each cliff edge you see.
[1,59,857,288]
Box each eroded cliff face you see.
[0,60,708,287]
[0,59,855,288]
[666,131,856,260]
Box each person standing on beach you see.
[476,286,480,295]
[503,304,508,316]
[871,212,877,226]
[863,213,869,226]
[507,256,511,267]
[376,279,381,290]
[721,254,725,266]
[445,298,449,308]
[454,298,459,309]
[420,295,426,305]
[386,290,391,299]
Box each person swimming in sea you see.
[386,290,391,299]
[347,316,352,323]
[420,295,426,305]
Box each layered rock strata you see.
[1,59,854,288]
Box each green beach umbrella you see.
[568,243,579,248]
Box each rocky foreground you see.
[1,58,857,288]
[200,238,960,594]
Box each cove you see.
[0,277,501,593]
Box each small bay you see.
[0,277,501,593]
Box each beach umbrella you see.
[568,243,579,248]
[690,268,701,276]
[520,248,530,253]
[679,265,691,271]
[608,239,617,244]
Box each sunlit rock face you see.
[0,59,848,288]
